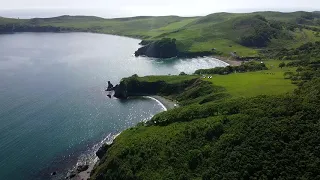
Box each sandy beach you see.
[148,95,179,110]
[213,56,242,66]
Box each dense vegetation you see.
[194,61,267,75]
[114,75,227,106]
[89,40,320,179]
[134,38,217,58]
[91,80,320,180]
[134,38,178,58]
[1,11,320,57]
[276,41,320,61]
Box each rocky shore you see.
[66,95,175,180]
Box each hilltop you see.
[0,11,319,58]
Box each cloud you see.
[0,0,318,18]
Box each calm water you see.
[0,32,227,180]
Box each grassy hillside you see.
[90,42,320,180]
[0,11,319,57]
[0,15,197,38]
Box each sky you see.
[0,0,319,18]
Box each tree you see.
[279,62,286,69]
[179,72,187,76]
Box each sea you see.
[0,32,227,180]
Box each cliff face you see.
[113,76,199,99]
[135,38,214,58]
[135,38,178,58]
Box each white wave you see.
[143,96,167,111]
[174,57,228,74]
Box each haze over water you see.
[0,32,227,180]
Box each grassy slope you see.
[136,61,296,98]
[150,11,319,56]
[205,60,296,97]
[33,16,198,39]
[1,11,319,57]
[90,60,320,180]
[135,75,199,84]
[91,41,320,179]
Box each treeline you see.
[239,12,320,47]
[194,61,267,75]
[296,12,320,26]
[0,24,80,33]
[239,15,285,47]
[277,41,320,61]
[271,41,320,85]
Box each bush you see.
[279,62,286,69]
[179,72,187,76]
[194,61,267,75]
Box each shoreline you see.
[69,133,121,180]
[213,55,242,66]
[7,32,243,66]
[70,95,175,180]
[146,95,178,111]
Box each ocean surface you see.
[0,32,227,180]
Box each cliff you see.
[134,38,214,58]
[134,38,179,58]
[113,75,200,99]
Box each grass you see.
[204,60,296,97]
[269,29,320,48]
[133,60,296,98]
[188,39,258,56]
[135,75,199,84]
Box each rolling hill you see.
[0,11,319,57]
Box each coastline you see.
[213,55,242,66]
[146,95,178,111]
[69,133,121,180]
[70,95,175,180]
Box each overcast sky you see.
[0,0,319,18]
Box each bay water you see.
[0,32,227,180]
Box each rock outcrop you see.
[135,38,214,58]
[135,38,178,58]
[96,144,112,159]
[76,165,89,173]
[110,75,199,100]
[106,81,114,91]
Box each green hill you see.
[89,42,320,180]
[0,11,319,57]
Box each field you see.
[129,60,296,98]
[134,75,199,84]
[204,60,296,97]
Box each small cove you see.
[0,32,227,180]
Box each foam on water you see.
[144,96,168,111]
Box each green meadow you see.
[205,60,296,97]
